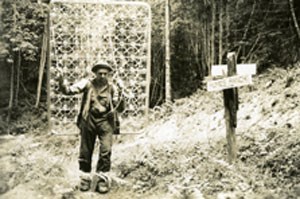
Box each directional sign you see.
[211,64,256,76]
[207,75,253,92]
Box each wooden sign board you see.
[211,64,256,76]
[207,75,253,92]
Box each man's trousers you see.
[78,114,113,173]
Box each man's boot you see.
[90,172,111,193]
[78,172,91,191]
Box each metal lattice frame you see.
[48,0,151,133]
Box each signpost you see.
[207,52,256,164]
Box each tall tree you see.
[218,0,223,65]
[165,0,171,103]
[225,0,230,54]
[211,0,216,66]
[35,15,48,108]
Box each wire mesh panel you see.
[49,0,151,133]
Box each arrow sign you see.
[207,75,253,92]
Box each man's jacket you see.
[60,78,124,127]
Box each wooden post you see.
[207,54,256,163]
[223,52,238,164]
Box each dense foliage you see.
[0,0,48,109]
[1,0,47,62]
[146,0,300,103]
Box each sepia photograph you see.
[0,0,299,198]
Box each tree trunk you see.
[245,34,261,62]
[35,20,48,108]
[289,0,300,40]
[7,3,17,133]
[203,0,210,75]
[207,17,211,75]
[46,12,52,131]
[201,25,207,76]
[165,0,171,103]
[211,0,216,66]
[218,0,223,65]
[15,50,21,106]
[237,0,256,59]
[225,0,230,53]
[194,27,202,79]
[7,62,15,133]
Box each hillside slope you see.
[0,65,299,199]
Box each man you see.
[58,62,124,193]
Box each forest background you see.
[0,0,299,130]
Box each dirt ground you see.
[0,65,300,199]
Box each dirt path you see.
[1,66,300,199]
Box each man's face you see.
[95,68,109,80]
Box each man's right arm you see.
[59,77,89,95]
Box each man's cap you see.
[91,62,113,73]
